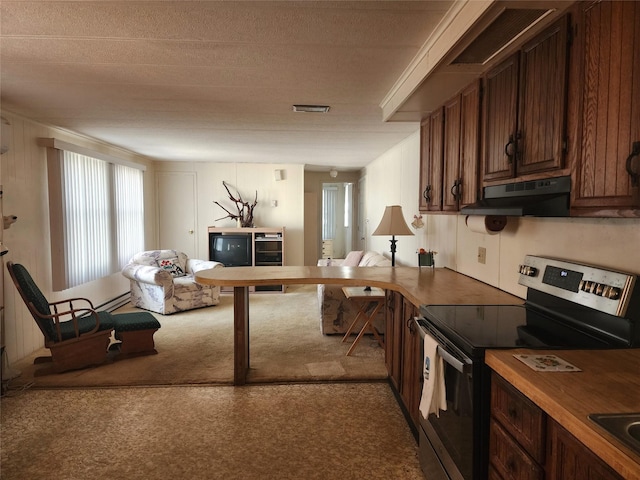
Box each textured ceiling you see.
[0,1,455,169]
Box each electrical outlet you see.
[477,247,486,264]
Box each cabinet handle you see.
[450,180,459,200]
[625,141,640,187]
[423,185,432,202]
[504,132,522,164]
[504,135,516,163]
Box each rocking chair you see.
[7,262,116,375]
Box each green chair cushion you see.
[113,312,161,332]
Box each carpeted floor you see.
[1,287,425,479]
[0,382,424,479]
[5,285,387,388]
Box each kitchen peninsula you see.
[195,265,520,385]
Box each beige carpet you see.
[1,382,423,479]
[7,285,387,388]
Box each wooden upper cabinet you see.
[571,0,640,214]
[483,53,519,181]
[444,79,482,211]
[482,16,569,182]
[418,107,445,212]
[518,15,569,176]
[443,94,462,211]
[459,80,482,208]
[419,118,431,211]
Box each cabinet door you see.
[443,94,462,211]
[483,53,519,181]
[572,0,640,212]
[419,118,431,211]
[400,298,420,427]
[385,290,403,390]
[459,79,482,207]
[517,16,569,176]
[547,419,623,480]
[427,107,445,211]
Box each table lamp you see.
[372,205,414,266]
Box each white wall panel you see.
[0,111,155,364]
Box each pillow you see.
[157,257,186,277]
[342,250,364,267]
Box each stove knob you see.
[604,286,621,300]
[595,283,605,296]
[580,280,592,292]
[518,265,538,276]
[589,282,598,294]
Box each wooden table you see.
[195,266,521,385]
[341,286,386,356]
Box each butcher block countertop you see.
[486,349,640,480]
[195,265,522,307]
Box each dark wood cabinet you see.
[399,297,420,427]
[570,0,640,214]
[418,107,444,211]
[483,53,520,181]
[482,16,569,182]
[490,372,624,480]
[385,290,403,391]
[384,291,422,433]
[443,79,482,210]
[547,419,623,480]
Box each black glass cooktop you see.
[419,304,618,357]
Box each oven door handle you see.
[437,346,470,373]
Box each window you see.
[322,185,338,240]
[42,138,145,290]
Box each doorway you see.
[321,182,354,259]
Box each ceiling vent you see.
[292,105,330,113]
[452,8,551,65]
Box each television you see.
[209,234,252,267]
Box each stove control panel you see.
[518,255,637,317]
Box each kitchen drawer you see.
[491,373,546,463]
[490,419,544,480]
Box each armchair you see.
[121,250,224,315]
[7,262,116,374]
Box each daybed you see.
[317,250,391,334]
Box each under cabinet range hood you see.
[460,176,571,217]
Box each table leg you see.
[234,286,249,385]
[345,301,384,356]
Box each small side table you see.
[341,286,386,356]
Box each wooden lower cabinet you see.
[399,297,420,427]
[385,290,403,391]
[384,291,422,432]
[490,372,623,480]
[547,420,623,480]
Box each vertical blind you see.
[62,151,144,288]
[322,185,338,240]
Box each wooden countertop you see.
[486,349,640,480]
[195,266,522,307]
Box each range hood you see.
[461,176,571,217]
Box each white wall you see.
[154,162,305,266]
[364,127,640,299]
[0,111,156,364]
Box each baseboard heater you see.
[96,292,130,313]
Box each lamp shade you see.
[372,205,414,236]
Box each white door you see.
[157,172,197,258]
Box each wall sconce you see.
[274,169,284,181]
[329,168,338,179]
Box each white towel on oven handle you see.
[419,332,447,419]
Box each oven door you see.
[416,318,476,480]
